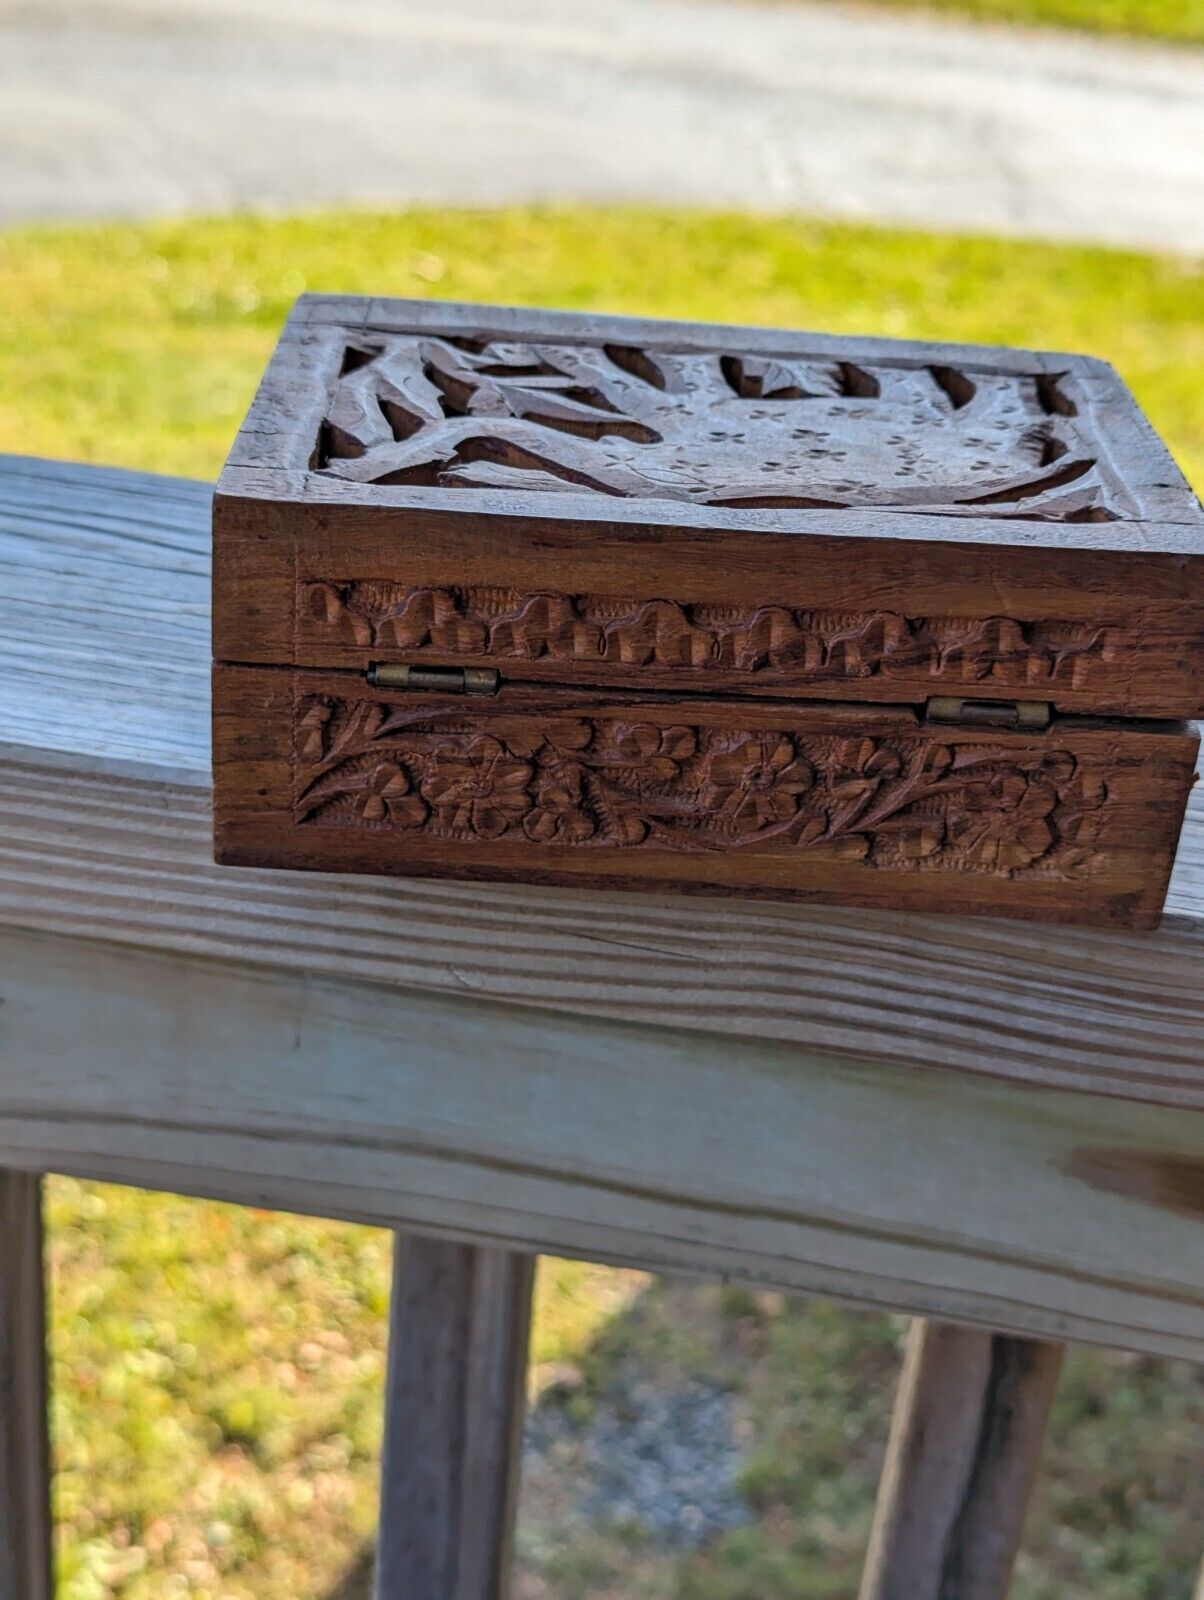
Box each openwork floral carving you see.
[294,696,1108,877]
[302,581,1120,694]
[312,335,1120,519]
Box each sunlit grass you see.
[48,1178,646,1599]
[2,208,1200,488]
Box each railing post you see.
[374,1235,535,1600]
[0,1171,53,1600]
[859,1319,1063,1600]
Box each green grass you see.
[836,0,1204,44]
[1,208,1201,490]
[49,1179,645,1600]
[48,1184,388,1600]
[8,205,1202,1597]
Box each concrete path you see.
[3,0,1202,250]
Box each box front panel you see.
[213,667,1197,928]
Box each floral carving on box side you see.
[301,580,1120,694]
[312,336,1123,520]
[293,696,1109,877]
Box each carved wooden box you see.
[212,295,1204,928]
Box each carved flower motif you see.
[606,722,697,780]
[421,737,533,838]
[948,770,1057,871]
[704,735,815,833]
[826,737,906,801]
[360,761,428,828]
[523,774,597,845]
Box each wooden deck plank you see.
[375,1239,533,1600]
[3,927,1202,1359]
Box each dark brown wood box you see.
[213,295,1204,928]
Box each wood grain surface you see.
[376,1239,532,1600]
[0,1172,52,1600]
[5,927,1204,1360]
[859,1323,1064,1600]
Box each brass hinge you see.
[926,695,1050,730]
[367,662,499,695]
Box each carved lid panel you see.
[316,336,1124,523]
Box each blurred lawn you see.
[1,208,1201,489]
[841,0,1204,42]
[6,206,1202,1598]
[49,1180,645,1600]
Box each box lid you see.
[214,295,1204,719]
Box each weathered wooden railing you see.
[2,453,1202,1597]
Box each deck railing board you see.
[5,924,1203,1360]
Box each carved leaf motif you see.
[360,762,427,828]
[300,582,1126,695]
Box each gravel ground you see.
[525,1360,751,1548]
